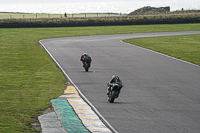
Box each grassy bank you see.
[123,34,200,66]
[0,24,200,132]
[1,13,200,28]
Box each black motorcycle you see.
[107,83,121,103]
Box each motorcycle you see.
[107,83,121,103]
[81,56,91,72]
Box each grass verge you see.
[0,24,200,132]
[123,34,200,66]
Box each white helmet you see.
[112,75,117,79]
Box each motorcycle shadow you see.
[79,70,97,73]
[106,102,131,104]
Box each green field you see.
[0,12,121,19]
[0,24,200,133]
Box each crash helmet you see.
[112,75,117,79]
[81,53,88,57]
[82,53,88,56]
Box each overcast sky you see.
[1,0,129,3]
[1,0,167,4]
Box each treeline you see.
[1,13,200,28]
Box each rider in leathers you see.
[80,53,92,67]
[107,75,123,98]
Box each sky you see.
[1,0,166,4]
[1,0,198,14]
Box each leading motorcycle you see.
[81,56,91,72]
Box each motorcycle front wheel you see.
[109,91,116,103]
[85,63,89,72]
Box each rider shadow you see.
[79,70,100,73]
[103,101,121,104]
[107,101,131,104]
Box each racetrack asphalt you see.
[39,31,200,133]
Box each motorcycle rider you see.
[107,75,123,98]
[80,53,92,67]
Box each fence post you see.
[85,13,86,17]
[10,15,12,19]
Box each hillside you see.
[128,6,170,15]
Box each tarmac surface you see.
[39,31,200,133]
[38,112,67,133]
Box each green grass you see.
[0,23,200,132]
[123,34,200,66]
